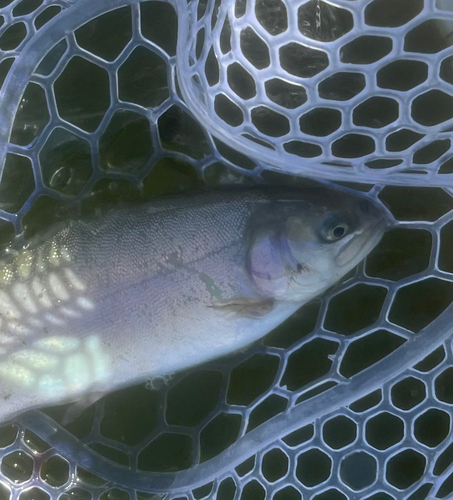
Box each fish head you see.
[245,187,388,302]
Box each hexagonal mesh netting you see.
[0,0,452,499]
[177,0,453,185]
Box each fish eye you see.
[329,222,348,241]
[318,213,351,242]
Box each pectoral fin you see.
[209,297,274,318]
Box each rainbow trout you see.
[0,187,387,422]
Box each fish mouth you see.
[336,218,388,268]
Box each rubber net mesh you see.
[0,0,452,499]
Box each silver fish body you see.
[0,187,387,422]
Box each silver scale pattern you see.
[0,0,451,499]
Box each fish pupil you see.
[333,225,346,238]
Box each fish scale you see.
[0,187,385,425]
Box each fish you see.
[0,186,387,423]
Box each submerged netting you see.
[177,0,453,185]
[0,0,452,499]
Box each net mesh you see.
[0,0,451,499]
[177,0,453,185]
